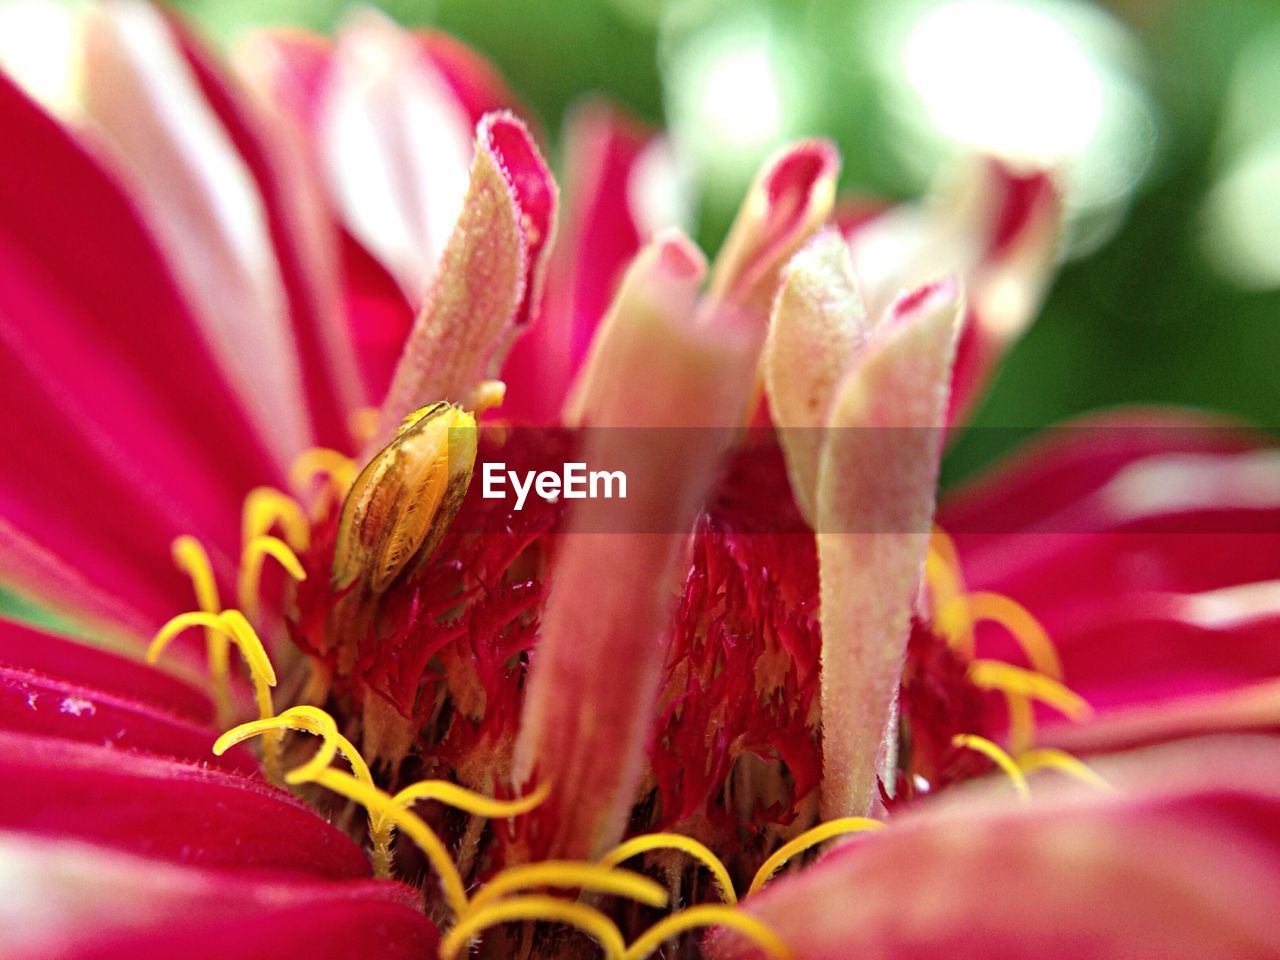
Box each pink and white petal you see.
[816,281,961,818]
[0,732,369,878]
[515,231,759,858]
[707,140,840,318]
[763,229,871,524]
[503,100,682,422]
[78,1,314,474]
[846,158,1061,424]
[376,111,557,439]
[0,833,434,960]
[170,13,365,447]
[318,9,474,307]
[713,737,1280,959]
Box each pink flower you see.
[0,4,1277,958]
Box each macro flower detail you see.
[1,3,1279,960]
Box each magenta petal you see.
[0,732,369,878]
[0,619,212,724]
[0,667,246,770]
[414,28,527,129]
[713,738,1280,959]
[0,833,434,959]
[0,72,280,626]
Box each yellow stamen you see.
[926,529,974,655]
[465,378,506,414]
[151,610,279,779]
[388,778,551,822]
[747,817,884,896]
[349,406,381,447]
[241,486,310,551]
[968,659,1092,722]
[466,861,669,913]
[598,833,737,905]
[237,534,307,618]
[623,905,793,960]
[310,767,470,917]
[1017,748,1113,791]
[439,895,625,960]
[951,733,1029,801]
[170,536,231,724]
[290,447,359,505]
[371,779,551,881]
[213,705,372,787]
[966,592,1062,679]
[1003,689,1037,755]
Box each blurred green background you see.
[175,0,1280,481]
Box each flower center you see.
[148,404,1103,958]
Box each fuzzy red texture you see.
[649,440,822,843]
[893,617,1000,806]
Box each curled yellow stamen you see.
[237,534,307,618]
[151,610,279,779]
[290,447,359,505]
[968,659,1092,722]
[372,779,551,881]
[170,536,231,724]
[241,486,310,551]
[466,861,669,913]
[213,705,371,787]
[388,778,551,822]
[310,767,469,917]
[623,905,793,960]
[966,592,1062,679]
[747,817,884,896]
[1017,748,1113,791]
[599,833,737,905]
[439,895,625,960]
[952,733,1029,801]
[1003,689,1037,755]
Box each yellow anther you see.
[967,659,1092,722]
[624,905,793,960]
[290,447,359,503]
[241,487,310,551]
[466,861,669,914]
[598,833,737,905]
[1017,748,1113,791]
[439,895,625,960]
[213,705,372,787]
[237,534,307,618]
[951,734,1029,801]
[311,767,469,917]
[465,378,506,414]
[151,610,280,779]
[747,817,884,896]
[170,536,231,724]
[966,592,1062,679]
[334,402,477,594]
